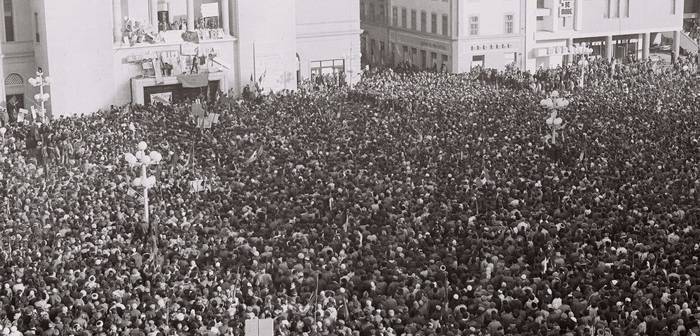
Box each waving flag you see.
[245,144,264,164]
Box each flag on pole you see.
[245,144,264,164]
[17,109,27,123]
[189,180,205,193]
[191,102,205,117]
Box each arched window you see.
[4,73,23,86]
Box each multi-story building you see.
[362,0,691,73]
[0,0,36,114]
[360,0,523,72]
[0,0,360,118]
[523,0,688,70]
[296,0,362,87]
[686,0,700,25]
[684,0,700,46]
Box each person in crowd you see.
[0,56,699,336]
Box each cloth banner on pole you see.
[17,109,28,123]
[153,60,164,84]
[151,92,172,105]
[191,102,205,117]
[189,180,205,193]
[177,73,209,88]
[197,116,213,129]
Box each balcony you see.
[111,36,236,105]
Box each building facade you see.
[0,0,37,115]
[523,0,686,71]
[0,0,361,118]
[684,0,700,47]
[362,0,689,73]
[296,0,362,87]
[686,0,700,24]
[360,0,523,73]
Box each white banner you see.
[201,3,219,18]
[245,319,274,336]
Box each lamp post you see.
[540,91,569,145]
[578,58,589,88]
[576,47,593,88]
[124,141,162,230]
[28,68,51,123]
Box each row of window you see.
[393,7,451,36]
[3,0,41,43]
[605,0,631,18]
[360,2,514,36]
[310,59,345,77]
[468,15,514,35]
[361,2,452,37]
[367,39,450,71]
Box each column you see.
[642,32,650,60]
[551,0,559,33]
[149,0,158,27]
[672,30,681,61]
[113,0,123,44]
[186,0,195,31]
[220,0,230,35]
[566,38,574,64]
[574,0,583,31]
[0,60,6,108]
[606,35,614,60]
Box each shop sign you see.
[471,43,513,52]
[559,0,574,17]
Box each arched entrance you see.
[5,73,25,122]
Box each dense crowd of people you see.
[0,56,699,336]
[684,20,700,45]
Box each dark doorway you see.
[7,94,24,109]
[6,94,23,122]
[143,81,220,105]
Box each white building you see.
[361,0,523,72]
[296,0,362,87]
[362,0,691,73]
[523,0,689,71]
[0,0,361,118]
[684,0,700,48]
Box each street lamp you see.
[123,141,162,230]
[28,68,51,123]
[540,91,568,145]
[578,58,589,88]
[576,47,593,88]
